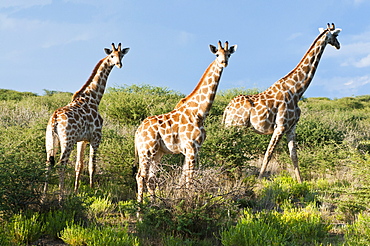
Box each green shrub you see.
[86,196,115,222]
[59,223,89,246]
[296,119,344,147]
[257,173,315,210]
[42,210,75,239]
[221,207,331,246]
[0,122,46,216]
[345,212,370,245]
[97,126,137,196]
[60,223,139,246]
[200,117,270,170]
[100,84,184,125]
[0,89,37,101]
[6,212,44,245]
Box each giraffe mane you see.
[72,58,105,101]
[278,27,330,81]
[174,61,216,109]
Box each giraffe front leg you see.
[259,129,284,180]
[74,141,87,193]
[181,148,197,188]
[287,127,302,183]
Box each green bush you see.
[296,119,344,147]
[221,207,331,246]
[345,212,370,245]
[60,223,138,246]
[0,89,37,101]
[257,173,315,210]
[42,210,75,239]
[6,212,44,245]
[100,84,184,125]
[200,117,270,170]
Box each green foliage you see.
[0,89,37,101]
[6,212,44,245]
[59,223,89,246]
[60,223,139,246]
[137,195,236,242]
[86,196,116,223]
[0,87,369,245]
[345,212,370,245]
[97,126,137,195]
[221,207,331,246]
[42,210,75,239]
[100,84,184,125]
[257,173,315,210]
[200,117,270,170]
[296,119,344,147]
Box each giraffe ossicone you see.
[223,23,341,183]
[44,43,129,201]
[135,41,237,204]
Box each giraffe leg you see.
[287,127,302,183]
[74,141,87,193]
[181,147,197,188]
[88,142,100,189]
[58,141,73,202]
[136,158,149,204]
[44,129,59,197]
[258,129,284,179]
[147,162,157,202]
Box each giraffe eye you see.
[216,54,219,57]
[111,55,114,58]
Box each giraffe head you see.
[104,43,130,68]
[319,23,341,50]
[209,41,237,67]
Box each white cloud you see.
[324,29,370,68]
[353,54,370,68]
[315,75,370,97]
[287,32,303,41]
[176,31,195,46]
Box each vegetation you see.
[0,84,369,245]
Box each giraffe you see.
[135,41,237,203]
[44,43,130,199]
[222,23,341,183]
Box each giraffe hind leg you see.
[258,130,284,179]
[74,141,87,193]
[287,128,302,183]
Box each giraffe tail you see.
[221,107,228,125]
[46,112,59,167]
[133,137,139,178]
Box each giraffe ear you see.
[318,28,325,34]
[209,45,217,54]
[229,45,237,54]
[332,29,342,35]
[121,48,130,55]
[104,48,112,55]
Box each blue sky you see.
[0,0,369,99]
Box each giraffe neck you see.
[176,60,223,119]
[267,31,329,100]
[71,57,113,108]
